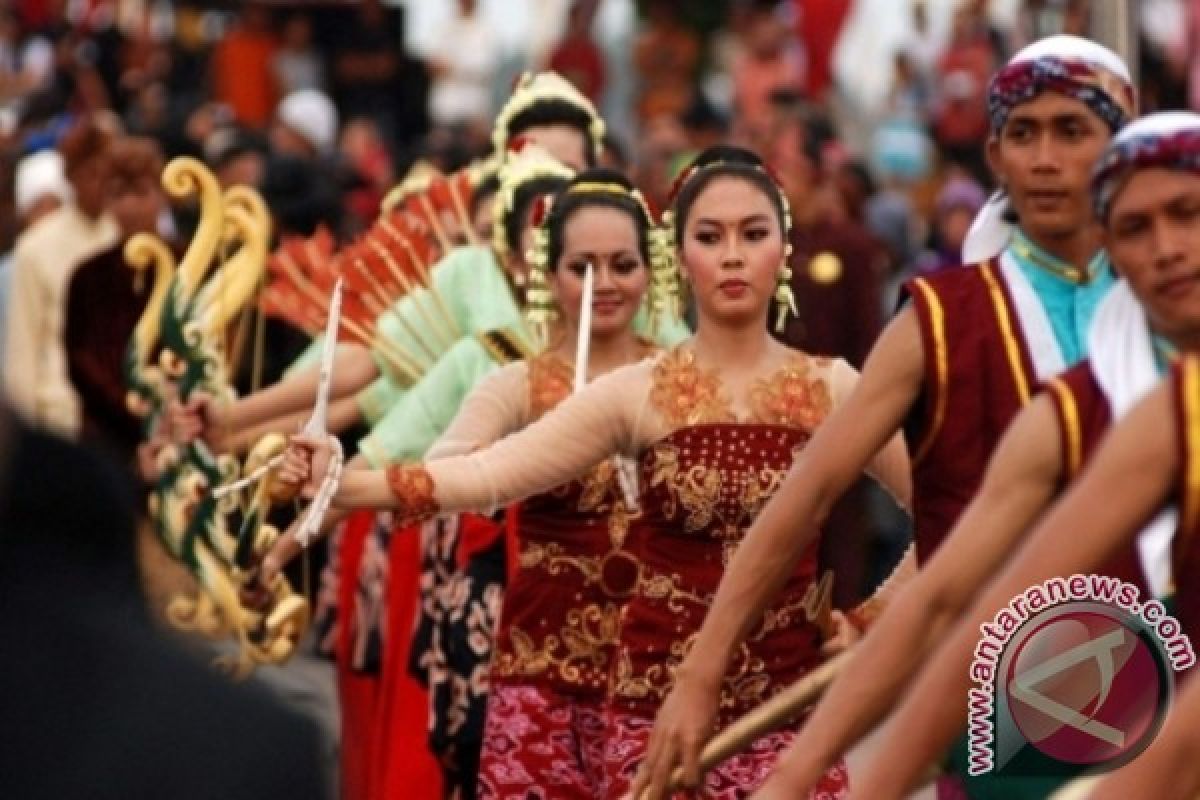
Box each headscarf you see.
[987,35,1136,135]
[1091,111,1200,222]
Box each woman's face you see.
[551,205,649,338]
[679,175,784,329]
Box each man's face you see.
[68,154,110,220]
[987,93,1112,243]
[518,124,589,171]
[768,120,815,207]
[22,194,62,229]
[1104,168,1200,344]
[270,123,315,160]
[109,175,165,238]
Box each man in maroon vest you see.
[845,125,1200,793]
[767,110,1200,799]
[632,34,1140,799]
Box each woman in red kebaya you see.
[276,146,911,799]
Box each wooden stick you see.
[276,252,424,383]
[649,651,850,798]
[418,193,456,254]
[448,180,481,247]
[378,217,464,340]
[348,255,442,368]
[364,239,456,351]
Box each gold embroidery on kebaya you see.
[650,347,736,426]
[612,632,775,711]
[647,443,792,541]
[493,357,641,688]
[493,602,621,684]
[650,347,835,428]
[646,445,723,532]
[613,636,692,701]
[527,351,573,419]
[748,356,833,429]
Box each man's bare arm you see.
[848,386,1179,800]
[757,396,1065,796]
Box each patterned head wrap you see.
[987,35,1136,134]
[1092,112,1200,222]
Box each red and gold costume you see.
[434,350,647,798]
[379,345,907,799]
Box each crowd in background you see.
[0,0,1195,597]
[0,0,1193,255]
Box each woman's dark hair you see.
[468,172,501,220]
[504,174,570,257]
[507,99,599,166]
[544,168,651,270]
[670,145,787,245]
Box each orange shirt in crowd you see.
[212,27,279,128]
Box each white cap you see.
[15,149,71,217]
[1007,34,1132,85]
[277,89,338,155]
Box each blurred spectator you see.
[272,88,338,160]
[339,117,395,228]
[931,3,999,185]
[732,2,804,134]
[836,159,918,275]
[0,8,55,115]
[634,113,692,211]
[426,0,500,134]
[273,13,325,96]
[331,0,408,148]
[902,0,945,80]
[204,125,268,190]
[769,111,887,369]
[64,136,166,469]
[4,116,119,436]
[634,0,701,122]
[210,5,278,128]
[0,149,69,375]
[261,154,342,240]
[794,0,853,99]
[913,174,986,275]
[1189,0,1200,111]
[547,0,606,104]
[870,66,934,186]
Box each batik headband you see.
[988,55,1136,134]
[1091,112,1200,221]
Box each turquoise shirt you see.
[1008,229,1115,366]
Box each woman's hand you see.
[629,661,723,799]
[163,390,217,447]
[819,609,862,658]
[276,433,333,499]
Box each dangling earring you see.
[774,243,798,334]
